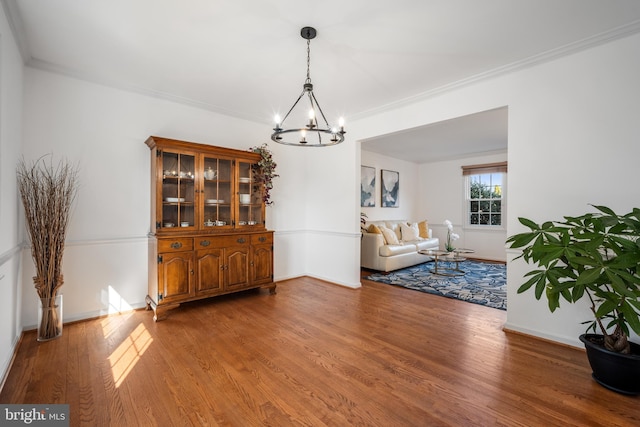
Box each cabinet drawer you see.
[195,235,250,249]
[158,238,193,252]
[251,233,273,245]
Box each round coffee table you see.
[420,248,474,276]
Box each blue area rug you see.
[366,260,507,310]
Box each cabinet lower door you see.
[159,252,194,303]
[225,246,250,291]
[196,249,224,295]
[251,244,273,285]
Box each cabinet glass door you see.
[161,151,195,229]
[237,160,264,228]
[202,156,233,228]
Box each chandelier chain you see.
[306,39,311,83]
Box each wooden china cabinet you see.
[145,136,275,321]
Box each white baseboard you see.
[502,322,583,350]
[0,333,23,394]
[275,274,361,289]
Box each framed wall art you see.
[360,165,375,207]
[381,169,399,208]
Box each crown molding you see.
[1,0,30,62]
[350,19,640,121]
[26,57,264,123]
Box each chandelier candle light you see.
[272,27,345,147]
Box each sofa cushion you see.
[379,244,415,257]
[378,225,400,245]
[400,222,420,241]
[413,238,440,251]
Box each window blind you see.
[461,161,507,176]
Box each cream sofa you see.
[361,220,440,272]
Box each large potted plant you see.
[506,205,640,394]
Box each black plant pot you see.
[579,334,640,395]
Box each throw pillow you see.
[373,224,387,244]
[379,225,400,245]
[367,224,382,234]
[418,220,429,238]
[400,222,420,241]
[386,222,403,241]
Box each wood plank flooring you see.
[1,275,639,426]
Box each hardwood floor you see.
[1,276,638,426]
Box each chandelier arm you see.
[309,92,332,129]
[279,89,307,127]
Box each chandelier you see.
[271,27,345,147]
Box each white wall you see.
[349,32,640,347]
[301,142,361,288]
[360,150,419,222]
[20,67,323,326]
[0,5,24,386]
[505,33,640,346]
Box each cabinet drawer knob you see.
[171,242,183,249]
[237,238,246,244]
[200,240,210,247]
[259,237,267,242]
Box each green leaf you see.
[620,301,640,335]
[518,217,540,230]
[605,270,637,298]
[506,232,539,248]
[571,284,585,301]
[595,300,617,318]
[538,247,566,266]
[592,205,617,216]
[576,268,603,286]
[568,256,599,267]
[560,288,572,303]
[628,298,640,311]
[546,287,560,312]
[517,274,541,294]
[534,275,547,300]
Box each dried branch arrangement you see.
[17,155,78,340]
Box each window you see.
[462,162,507,227]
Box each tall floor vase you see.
[37,294,63,342]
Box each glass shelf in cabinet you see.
[163,200,194,205]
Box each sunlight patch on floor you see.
[108,323,153,387]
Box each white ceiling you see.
[4,0,640,160]
[362,107,508,163]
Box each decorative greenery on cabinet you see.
[249,143,278,206]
